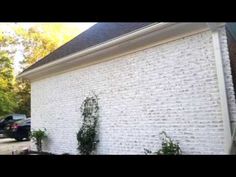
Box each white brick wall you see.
[31,29,232,154]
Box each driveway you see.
[0,137,31,155]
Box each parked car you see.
[0,114,27,135]
[4,118,31,141]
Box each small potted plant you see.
[31,128,47,154]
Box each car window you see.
[4,116,13,121]
[16,118,30,125]
[13,115,26,120]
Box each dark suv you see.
[4,118,31,141]
[0,114,27,134]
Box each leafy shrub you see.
[156,131,181,155]
[31,128,47,152]
[144,131,181,155]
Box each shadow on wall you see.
[230,142,236,154]
[42,136,51,152]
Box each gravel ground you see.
[0,137,31,155]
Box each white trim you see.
[211,27,232,154]
[18,23,213,80]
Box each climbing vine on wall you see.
[77,94,99,155]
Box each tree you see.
[14,23,82,69]
[13,79,31,117]
[0,23,83,117]
[13,24,82,117]
[13,24,83,117]
[0,24,18,55]
[0,51,16,116]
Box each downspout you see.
[208,23,232,154]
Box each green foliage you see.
[0,51,30,117]
[77,95,99,155]
[0,26,18,53]
[15,26,58,68]
[31,128,47,152]
[144,131,182,155]
[156,131,181,155]
[77,125,98,155]
[0,51,17,116]
[13,79,31,117]
[0,23,83,117]
[14,24,82,69]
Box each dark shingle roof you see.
[23,23,153,73]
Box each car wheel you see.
[15,138,23,141]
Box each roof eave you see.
[18,22,224,81]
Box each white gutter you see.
[209,23,232,154]
[18,22,172,78]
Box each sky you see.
[0,22,95,32]
[0,23,96,74]
[16,22,96,31]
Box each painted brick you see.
[31,29,233,154]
